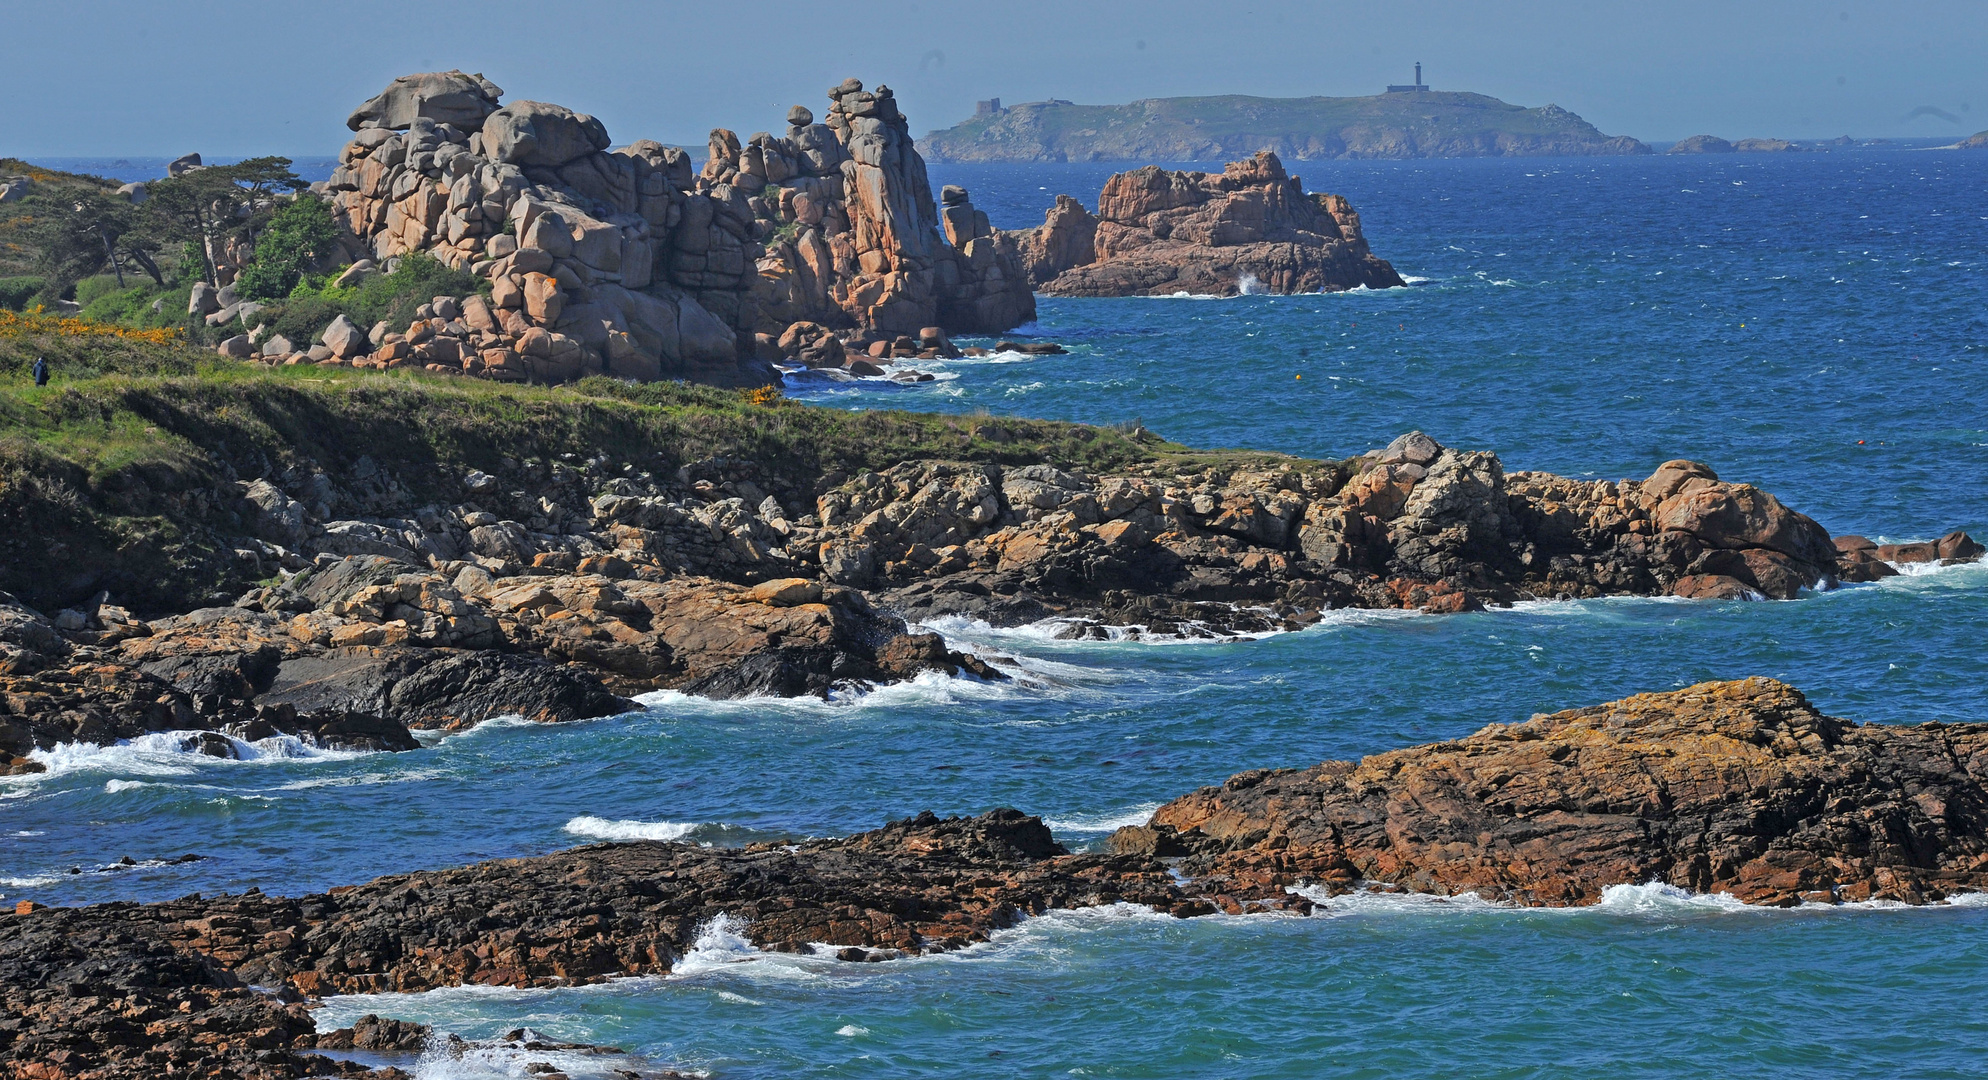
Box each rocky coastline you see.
[5,403,1979,775]
[8,677,1987,1078]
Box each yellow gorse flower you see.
[0,309,183,346]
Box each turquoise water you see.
[6,150,1988,1077]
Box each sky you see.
[3,0,1985,157]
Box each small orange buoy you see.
[1295,374,1301,380]
[1857,440,1865,444]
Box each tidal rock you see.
[1128,678,1988,907]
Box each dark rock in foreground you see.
[8,679,1988,1077]
[0,810,1179,1078]
[1121,678,1988,907]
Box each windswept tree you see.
[12,188,164,298]
[234,194,339,299]
[144,157,309,286]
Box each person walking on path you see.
[32,357,48,386]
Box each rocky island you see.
[7,677,1988,1078]
[922,91,1650,163]
[997,151,1405,296]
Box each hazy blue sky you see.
[5,0,1985,156]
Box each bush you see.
[78,282,170,326]
[251,251,478,346]
[0,277,45,311]
[73,274,130,308]
[236,197,341,300]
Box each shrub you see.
[0,277,45,311]
[235,197,340,300]
[251,251,478,346]
[78,282,169,326]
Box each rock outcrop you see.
[12,679,1988,1077]
[1668,134,1735,154]
[744,80,1035,336]
[1015,152,1405,297]
[308,73,1034,388]
[1117,678,1988,908]
[324,71,763,385]
[0,809,1184,1078]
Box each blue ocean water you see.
[7,149,1988,1078]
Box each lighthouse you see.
[1386,63,1430,93]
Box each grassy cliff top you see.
[922,91,1647,162]
[0,338,1325,613]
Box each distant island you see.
[921,86,1649,162]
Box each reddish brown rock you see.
[1032,152,1405,296]
[1124,678,1988,907]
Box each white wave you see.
[914,612,1297,650]
[408,1033,672,1080]
[634,658,1065,715]
[835,1025,870,1037]
[1399,274,1433,284]
[666,913,835,984]
[563,816,698,842]
[1044,802,1161,834]
[1292,880,1988,918]
[1236,273,1263,295]
[1591,881,1753,914]
[272,768,446,791]
[15,730,370,786]
[0,875,60,889]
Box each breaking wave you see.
[562,816,699,842]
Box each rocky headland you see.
[998,151,1405,296]
[8,678,1988,1077]
[921,91,1650,162]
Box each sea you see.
[5,147,1987,1078]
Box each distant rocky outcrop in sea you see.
[1668,134,1807,154]
[922,91,1650,163]
[1960,129,1988,148]
[995,151,1404,297]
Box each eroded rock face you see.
[1025,152,1406,296]
[317,73,1035,389]
[746,80,1036,336]
[1123,678,1988,907]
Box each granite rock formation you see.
[1014,153,1405,297]
[306,73,1033,388]
[1118,678,1988,907]
[324,71,763,385]
[744,80,1035,336]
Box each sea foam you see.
[562,816,698,842]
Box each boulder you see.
[322,314,366,359]
[216,335,253,359]
[347,70,503,131]
[166,152,202,177]
[481,100,611,167]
